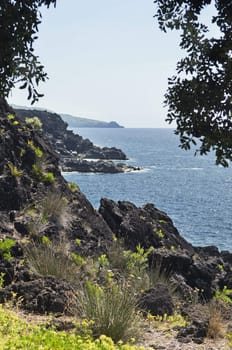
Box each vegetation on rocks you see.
[1,100,232,348]
[1,0,232,347]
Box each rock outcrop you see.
[138,284,174,316]
[0,98,114,310]
[99,198,232,299]
[1,98,232,345]
[62,159,141,173]
[14,108,135,173]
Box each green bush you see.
[0,273,5,288]
[107,241,155,291]
[25,116,42,130]
[0,238,15,262]
[32,163,55,184]
[67,181,79,193]
[43,172,55,183]
[28,140,43,158]
[7,114,15,120]
[8,162,23,177]
[214,286,232,305]
[32,163,43,178]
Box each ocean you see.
[63,128,232,252]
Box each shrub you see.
[28,140,43,158]
[107,241,155,292]
[71,253,86,267]
[76,282,141,343]
[154,229,164,239]
[0,238,15,262]
[0,273,5,288]
[214,286,232,305]
[32,163,43,179]
[25,116,42,130]
[8,162,23,177]
[32,163,55,184]
[124,245,154,277]
[7,114,15,120]
[147,312,187,329]
[227,333,232,348]
[43,171,55,183]
[145,261,177,297]
[67,181,79,193]
[108,241,153,278]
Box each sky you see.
[7,0,216,128]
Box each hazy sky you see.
[7,1,216,128]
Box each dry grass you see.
[39,192,72,228]
[207,301,225,339]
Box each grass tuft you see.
[76,282,141,343]
[207,301,225,339]
[24,239,80,283]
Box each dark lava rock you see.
[62,159,141,173]
[15,108,128,172]
[99,198,232,300]
[0,277,74,314]
[1,98,232,317]
[99,199,194,252]
[0,98,113,253]
[177,304,209,344]
[138,283,174,316]
[0,98,115,314]
[83,146,127,160]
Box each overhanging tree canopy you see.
[154,0,232,166]
[0,0,56,104]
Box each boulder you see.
[0,276,74,314]
[138,283,174,316]
[99,199,194,251]
[177,304,209,344]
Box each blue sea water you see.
[63,128,232,252]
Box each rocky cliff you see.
[1,98,232,343]
[0,98,114,311]
[15,108,140,173]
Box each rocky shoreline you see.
[1,98,232,346]
[61,158,141,173]
[15,108,140,173]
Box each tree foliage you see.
[0,0,56,104]
[154,0,232,166]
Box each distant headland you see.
[11,105,124,128]
[60,113,124,128]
